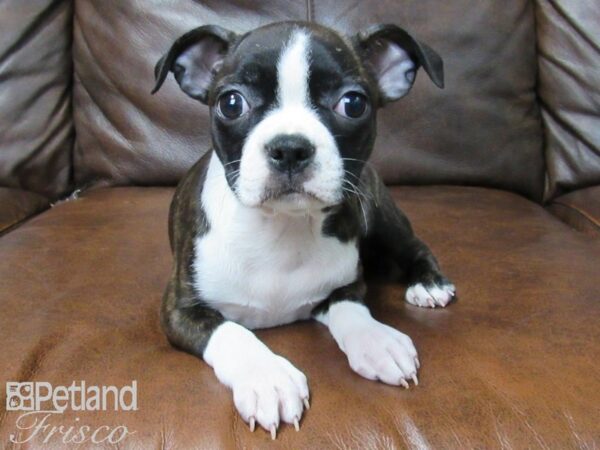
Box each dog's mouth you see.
[258,185,328,215]
[266,187,319,203]
[275,188,313,200]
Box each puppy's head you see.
[153,22,443,213]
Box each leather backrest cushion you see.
[73,1,544,200]
[535,1,600,201]
[312,1,545,200]
[0,0,74,199]
[72,1,308,190]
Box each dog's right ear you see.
[152,25,237,103]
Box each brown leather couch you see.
[1,1,599,448]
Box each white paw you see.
[232,353,309,438]
[405,282,455,308]
[339,319,419,387]
[203,322,310,439]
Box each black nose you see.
[266,134,315,174]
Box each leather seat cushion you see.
[547,185,600,237]
[0,187,49,234]
[0,186,598,448]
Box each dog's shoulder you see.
[168,150,213,253]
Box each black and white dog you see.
[153,21,454,439]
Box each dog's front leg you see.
[162,280,309,438]
[313,279,419,387]
[360,167,456,308]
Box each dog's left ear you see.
[354,24,444,104]
[152,25,237,103]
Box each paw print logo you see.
[5,382,35,411]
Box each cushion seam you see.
[550,201,600,231]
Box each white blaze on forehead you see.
[237,28,343,209]
[277,31,311,107]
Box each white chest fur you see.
[193,154,359,329]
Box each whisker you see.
[343,173,372,202]
[342,157,369,165]
[342,180,369,230]
[223,159,242,167]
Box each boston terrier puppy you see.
[153,21,454,439]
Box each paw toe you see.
[373,356,406,386]
[233,386,258,423]
[254,386,280,431]
[427,285,454,306]
[406,282,456,308]
[276,385,304,424]
[405,283,435,307]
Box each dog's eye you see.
[218,91,249,119]
[333,92,368,118]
